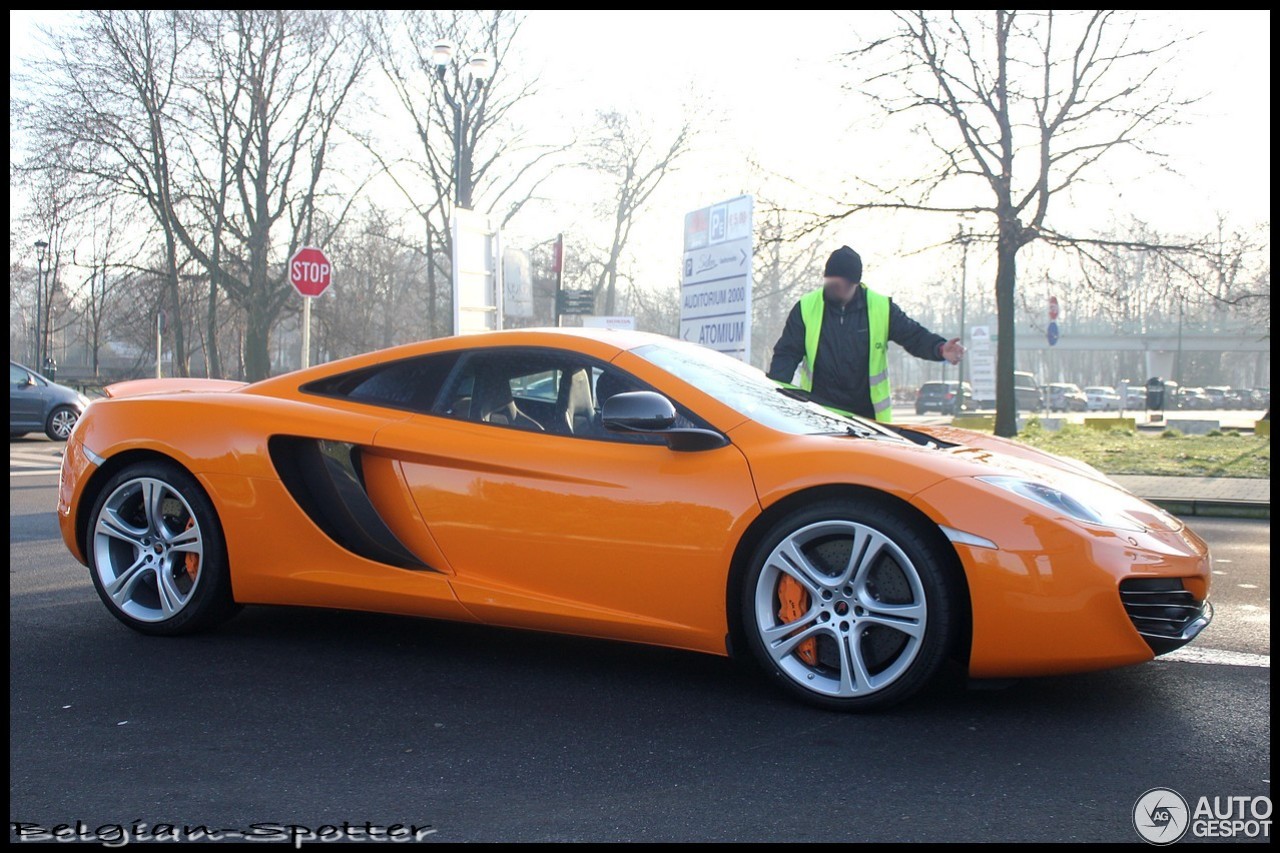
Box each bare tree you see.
[23,11,197,375]
[172,11,370,380]
[21,11,370,381]
[367,10,564,338]
[179,10,251,378]
[584,111,694,316]
[818,11,1193,435]
[752,207,827,369]
[71,199,133,376]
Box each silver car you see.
[9,361,90,440]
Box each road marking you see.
[1163,647,1270,668]
[11,446,63,477]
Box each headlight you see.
[978,475,1142,531]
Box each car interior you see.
[442,353,656,440]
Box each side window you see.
[435,349,691,444]
[302,352,461,414]
[10,364,29,385]
[438,350,563,434]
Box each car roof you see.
[247,327,681,395]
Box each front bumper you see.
[1119,578,1213,655]
[914,476,1212,678]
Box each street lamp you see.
[427,41,494,207]
[33,240,49,370]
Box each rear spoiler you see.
[101,378,248,399]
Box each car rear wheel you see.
[741,500,959,711]
[45,405,79,441]
[87,461,237,635]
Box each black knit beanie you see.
[823,245,862,283]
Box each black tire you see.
[86,460,238,636]
[44,405,79,441]
[915,405,926,416]
[740,499,961,711]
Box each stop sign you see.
[1048,295,1060,321]
[289,246,331,297]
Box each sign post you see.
[680,195,753,362]
[451,209,502,336]
[289,246,332,368]
[968,325,996,406]
[1047,295,1060,348]
[155,308,166,379]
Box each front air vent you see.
[267,436,431,571]
[1119,577,1210,655]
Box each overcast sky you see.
[9,10,1271,314]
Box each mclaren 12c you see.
[57,329,1212,710]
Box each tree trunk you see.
[243,294,272,381]
[163,226,189,377]
[994,218,1019,437]
[90,266,101,376]
[205,277,221,378]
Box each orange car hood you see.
[906,424,1114,486]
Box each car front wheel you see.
[87,461,237,635]
[741,500,960,711]
[45,405,79,441]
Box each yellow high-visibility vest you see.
[793,286,893,423]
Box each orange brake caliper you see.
[183,518,199,581]
[777,575,818,665]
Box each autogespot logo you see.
[1134,788,1190,845]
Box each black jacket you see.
[766,287,946,418]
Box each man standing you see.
[767,245,965,422]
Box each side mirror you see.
[601,391,726,452]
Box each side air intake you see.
[267,436,431,571]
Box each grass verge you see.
[1016,422,1270,478]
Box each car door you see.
[10,364,42,429]
[370,346,760,654]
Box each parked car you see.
[1084,386,1122,412]
[1175,387,1211,410]
[1222,388,1251,409]
[1046,383,1089,412]
[1015,372,1043,410]
[1203,386,1231,409]
[9,360,90,441]
[969,371,1042,411]
[1122,384,1146,409]
[915,380,970,415]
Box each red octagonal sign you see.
[289,246,331,298]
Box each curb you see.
[1141,497,1270,520]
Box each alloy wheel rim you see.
[92,477,204,622]
[52,409,77,438]
[754,520,927,698]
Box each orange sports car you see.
[57,329,1211,710]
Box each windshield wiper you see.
[775,386,813,403]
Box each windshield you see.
[632,340,903,438]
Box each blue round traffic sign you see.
[1047,321,1060,346]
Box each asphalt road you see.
[10,440,1271,843]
